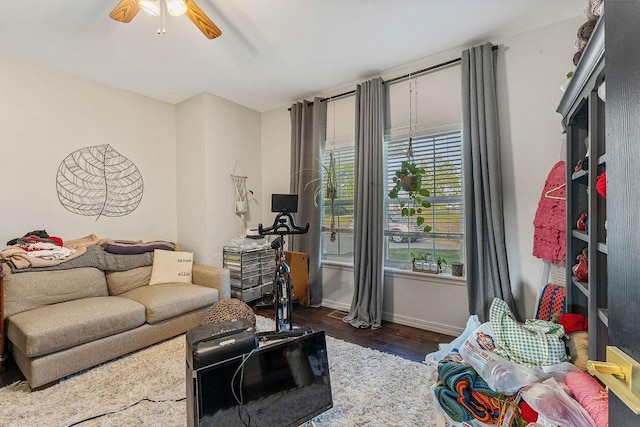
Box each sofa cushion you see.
[106,266,152,295]
[6,296,146,358]
[149,250,193,285]
[2,265,109,318]
[119,283,217,324]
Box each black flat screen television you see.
[196,331,332,427]
[271,193,298,213]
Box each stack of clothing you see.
[1,232,176,271]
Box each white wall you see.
[1,54,263,264]
[260,106,291,223]
[261,16,582,333]
[176,93,262,267]
[0,54,177,244]
[176,94,208,258]
[497,16,582,318]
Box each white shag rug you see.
[0,316,438,426]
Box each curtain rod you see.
[289,45,498,109]
[320,57,462,102]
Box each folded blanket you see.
[1,246,87,270]
[102,240,175,255]
[7,245,155,273]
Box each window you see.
[320,63,464,274]
[320,129,464,270]
[321,145,355,262]
[384,130,464,272]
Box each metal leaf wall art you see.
[56,144,144,220]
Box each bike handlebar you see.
[258,212,309,236]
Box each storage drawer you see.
[241,252,261,263]
[260,251,276,261]
[230,274,260,289]
[231,282,272,302]
[260,258,276,269]
[261,272,275,285]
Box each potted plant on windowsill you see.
[411,251,439,274]
[388,160,432,233]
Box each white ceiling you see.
[0,1,584,112]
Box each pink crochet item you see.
[565,371,608,427]
[533,161,566,264]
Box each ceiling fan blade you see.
[109,0,141,23]
[185,0,222,39]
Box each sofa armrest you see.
[192,264,231,299]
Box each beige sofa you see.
[1,256,230,389]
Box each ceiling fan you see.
[109,0,222,39]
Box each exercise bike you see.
[257,195,312,340]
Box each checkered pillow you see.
[489,298,568,367]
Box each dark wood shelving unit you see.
[557,15,606,362]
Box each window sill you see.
[321,261,467,286]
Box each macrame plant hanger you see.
[231,161,253,234]
[407,73,416,159]
[327,96,338,242]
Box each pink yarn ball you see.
[565,371,608,427]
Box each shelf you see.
[560,13,605,364]
[572,230,589,242]
[598,153,606,165]
[598,308,609,327]
[572,279,589,297]
[572,169,588,181]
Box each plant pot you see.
[401,176,418,192]
[451,262,464,277]
[412,260,439,274]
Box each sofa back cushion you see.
[2,263,108,318]
[106,266,152,295]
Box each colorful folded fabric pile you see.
[433,361,508,424]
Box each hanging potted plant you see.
[388,75,432,233]
[388,160,432,232]
[322,150,339,242]
[324,151,338,200]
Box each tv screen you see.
[196,331,332,427]
[271,194,298,213]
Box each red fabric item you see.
[596,172,606,198]
[23,235,64,247]
[518,400,538,423]
[557,313,588,334]
[533,161,566,264]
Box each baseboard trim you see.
[321,299,463,337]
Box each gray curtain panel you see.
[290,98,327,307]
[461,43,518,322]
[343,78,385,329]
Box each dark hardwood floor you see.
[0,304,455,388]
[253,304,455,363]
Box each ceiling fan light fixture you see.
[166,0,187,16]
[138,0,160,16]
